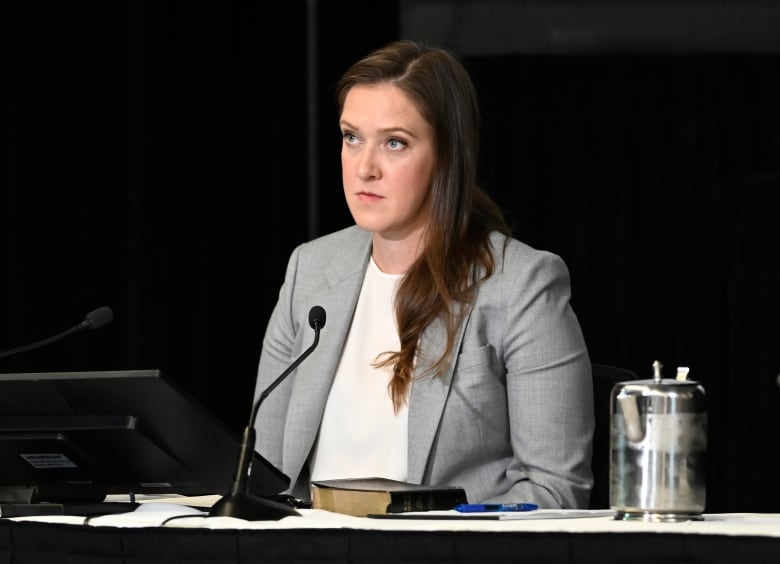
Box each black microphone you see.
[209,305,326,520]
[0,306,114,359]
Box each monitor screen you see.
[0,370,289,503]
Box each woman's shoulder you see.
[289,224,371,267]
[487,231,569,278]
[300,224,368,249]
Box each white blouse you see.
[309,256,409,483]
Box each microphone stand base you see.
[209,493,300,521]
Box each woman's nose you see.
[356,146,381,181]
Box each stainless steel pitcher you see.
[609,361,707,521]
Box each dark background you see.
[2,1,778,512]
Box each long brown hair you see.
[336,40,510,411]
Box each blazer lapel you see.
[407,301,472,483]
[281,233,372,486]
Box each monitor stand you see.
[0,485,139,518]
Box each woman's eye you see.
[387,138,406,151]
[343,132,358,144]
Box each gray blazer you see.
[254,225,594,508]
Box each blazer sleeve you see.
[253,243,304,471]
[494,249,593,507]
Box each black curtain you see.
[2,1,313,432]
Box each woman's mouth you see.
[357,191,383,202]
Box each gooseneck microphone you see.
[209,305,326,521]
[0,306,114,359]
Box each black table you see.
[1,517,778,563]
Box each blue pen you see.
[455,503,538,513]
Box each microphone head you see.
[308,306,326,330]
[85,306,114,330]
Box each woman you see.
[254,40,593,508]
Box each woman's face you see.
[340,84,436,242]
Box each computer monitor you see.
[0,370,289,504]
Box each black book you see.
[311,477,467,517]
